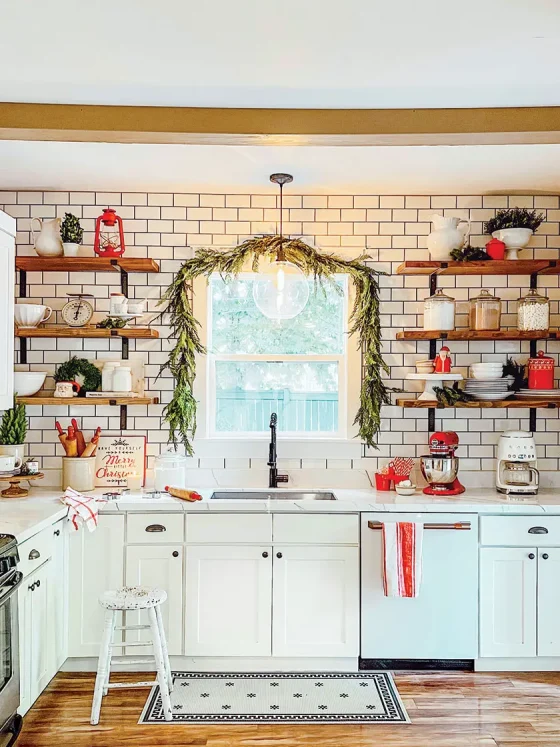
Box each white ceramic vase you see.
[63,242,80,257]
[30,217,63,257]
[427,214,471,261]
[492,228,533,260]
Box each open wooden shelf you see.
[397,397,560,409]
[16,396,159,406]
[396,260,558,276]
[15,257,159,273]
[396,329,555,341]
[15,326,159,339]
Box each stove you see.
[0,535,22,745]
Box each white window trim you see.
[191,273,362,459]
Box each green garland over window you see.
[158,236,391,455]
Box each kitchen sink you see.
[210,491,337,501]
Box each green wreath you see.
[54,356,102,395]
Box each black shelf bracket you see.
[120,405,127,430]
[428,408,436,433]
[529,408,537,433]
[19,269,27,298]
[109,329,129,359]
[19,337,27,365]
[119,268,129,297]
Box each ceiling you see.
[2,140,560,194]
[2,0,560,109]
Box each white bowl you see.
[14,371,47,397]
[395,485,417,496]
[14,304,52,328]
[470,372,504,380]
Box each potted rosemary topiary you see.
[60,212,84,257]
[0,397,27,464]
[484,208,544,260]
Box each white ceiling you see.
[1,140,560,194]
[2,0,560,109]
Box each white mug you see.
[54,380,81,398]
[0,455,22,471]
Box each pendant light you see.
[252,173,310,320]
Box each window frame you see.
[192,272,362,457]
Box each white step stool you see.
[90,586,173,724]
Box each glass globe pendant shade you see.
[252,259,310,320]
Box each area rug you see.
[139,671,410,724]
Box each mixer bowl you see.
[420,455,459,485]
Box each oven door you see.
[0,572,22,733]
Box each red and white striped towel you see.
[381,521,424,598]
[61,488,107,532]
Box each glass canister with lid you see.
[423,289,456,331]
[154,446,189,491]
[517,288,550,331]
[469,289,502,331]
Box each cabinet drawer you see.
[480,516,560,547]
[18,526,54,578]
[273,514,359,545]
[127,514,184,544]
[186,514,272,544]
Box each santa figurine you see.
[433,345,452,374]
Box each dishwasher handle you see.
[368,521,471,531]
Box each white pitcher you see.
[427,214,470,261]
[30,217,63,257]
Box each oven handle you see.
[0,571,23,604]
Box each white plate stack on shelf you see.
[516,388,560,399]
[465,364,515,400]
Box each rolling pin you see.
[55,421,69,454]
[165,486,202,502]
[71,418,86,456]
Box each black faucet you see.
[268,413,288,488]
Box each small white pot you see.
[492,228,533,260]
[0,444,25,463]
[63,242,80,257]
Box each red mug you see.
[375,472,392,491]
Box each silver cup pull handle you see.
[28,549,40,560]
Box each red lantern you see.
[94,208,126,258]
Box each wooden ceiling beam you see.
[1,103,560,146]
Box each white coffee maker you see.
[496,431,539,495]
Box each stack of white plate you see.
[465,376,514,401]
[470,362,505,380]
[516,388,560,399]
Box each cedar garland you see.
[158,236,391,455]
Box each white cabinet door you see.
[67,515,125,657]
[51,521,68,669]
[0,216,14,410]
[185,545,272,657]
[19,561,56,715]
[125,544,184,656]
[480,547,537,657]
[537,549,560,656]
[272,545,359,658]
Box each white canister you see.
[112,366,132,393]
[102,362,120,391]
[154,447,189,491]
[109,293,128,316]
[423,289,456,331]
[62,456,96,492]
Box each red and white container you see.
[528,350,555,390]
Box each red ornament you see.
[433,345,452,373]
[485,237,506,260]
[94,208,126,258]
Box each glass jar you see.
[469,289,502,331]
[423,289,456,331]
[154,446,189,491]
[517,288,550,331]
[112,366,132,393]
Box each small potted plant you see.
[60,212,84,257]
[484,208,544,260]
[0,397,27,464]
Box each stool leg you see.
[91,609,116,725]
[155,603,173,693]
[103,610,121,695]
[148,607,173,721]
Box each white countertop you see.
[3,486,560,543]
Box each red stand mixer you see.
[420,431,465,496]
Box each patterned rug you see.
[139,672,410,724]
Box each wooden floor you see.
[18,671,560,746]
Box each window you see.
[196,272,358,440]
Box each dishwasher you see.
[360,512,478,664]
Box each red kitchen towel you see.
[61,488,107,532]
[381,521,424,597]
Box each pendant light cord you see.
[277,181,285,262]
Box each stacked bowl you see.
[466,363,513,401]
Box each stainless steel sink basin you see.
[210,491,337,501]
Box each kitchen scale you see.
[61,294,95,327]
